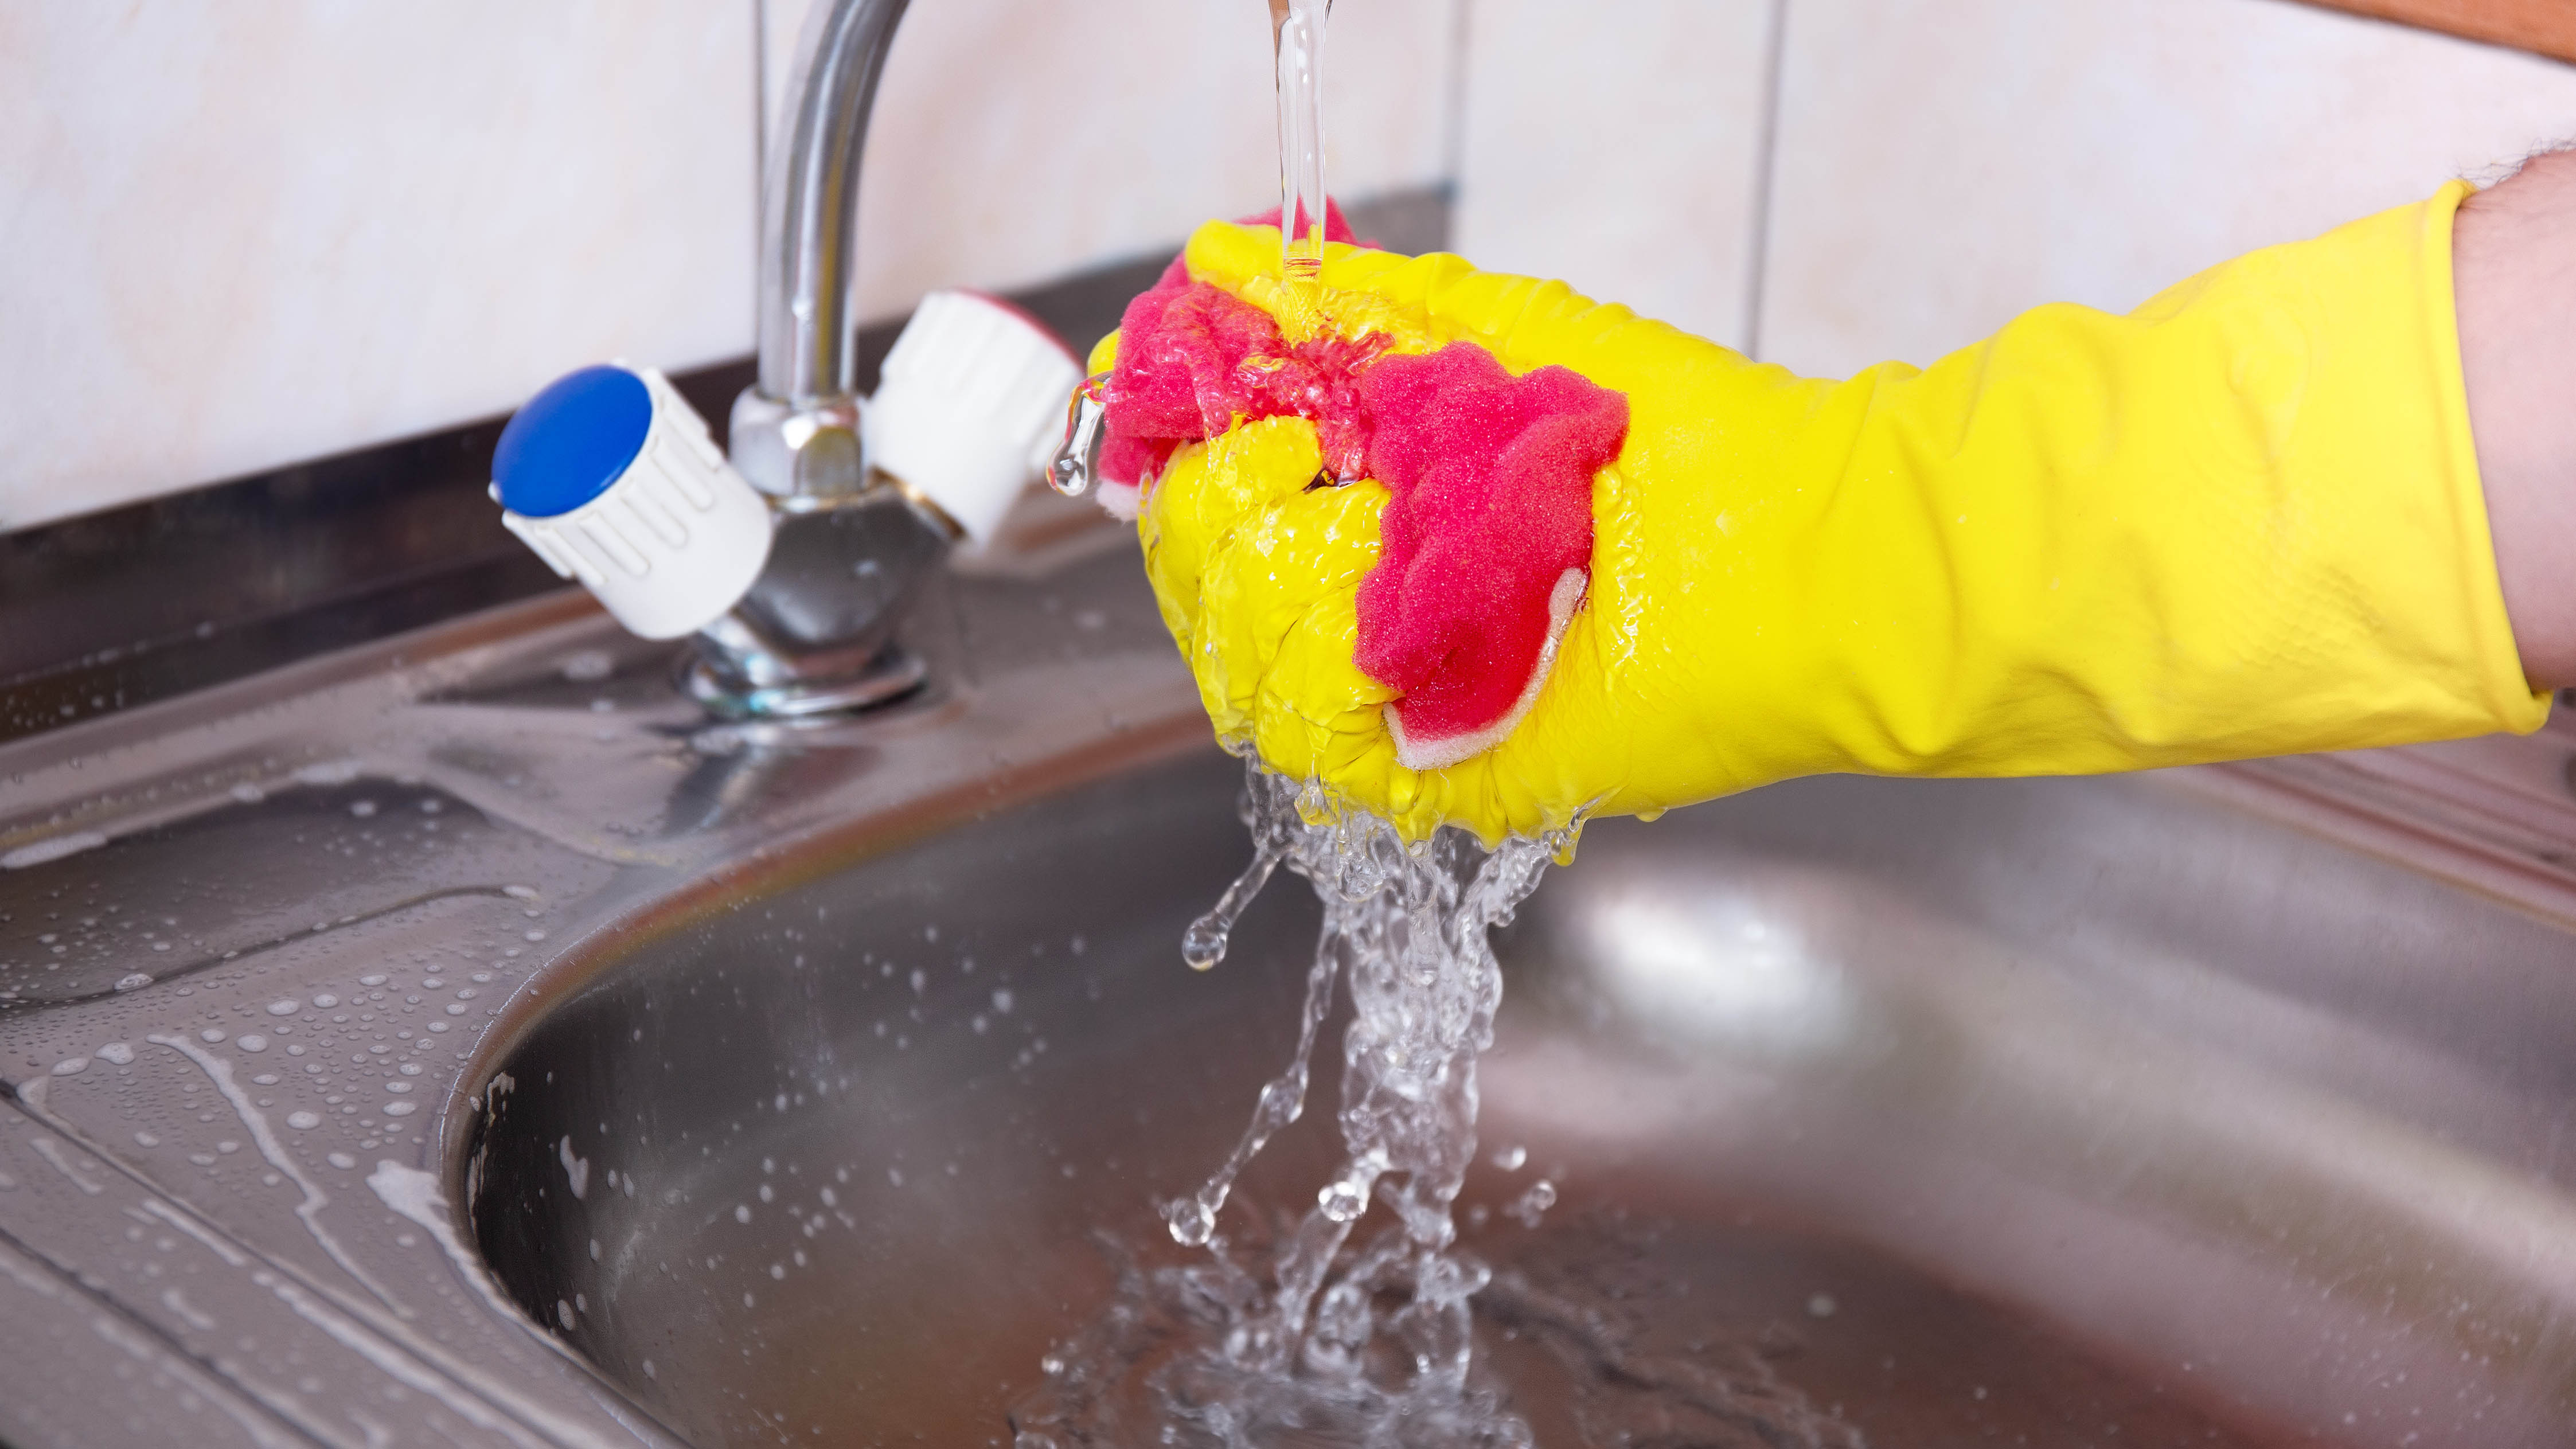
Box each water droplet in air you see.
[1180,915,1228,972]
[1506,1178,1557,1228]
[1317,1178,1368,1222]
[1165,1196,1216,1247]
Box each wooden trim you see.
[2295,0,2576,65]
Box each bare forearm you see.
[2456,147,2576,689]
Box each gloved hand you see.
[1106,181,2547,845]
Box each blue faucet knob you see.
[491,364,773,640]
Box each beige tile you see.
[1761,0,2576,380]
[766,0,1459,341]
[1453,0,1777,350]
[0,2,760,531]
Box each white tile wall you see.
[0,1,1458,534]
[1453,0,1779,350]
[13,0,2574,536]
[0,2,759,532]
[1759,0,2576,378]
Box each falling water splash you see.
[1020,766,1562,1448]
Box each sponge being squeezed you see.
[1354,345,1625,767]
[1096,200,1378,513]
[1098,208,1627,768]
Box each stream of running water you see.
[1015,766,1564,1448]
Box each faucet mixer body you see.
[494,0,1077,719]
[694,0,940,717]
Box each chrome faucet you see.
[735,0,912,477]
[492,0,1077,720]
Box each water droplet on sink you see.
[287,1112,321,1130]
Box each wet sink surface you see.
[466,747,2576,1448]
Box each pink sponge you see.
[1096,201,1369,511]
[1098,209,1629,771]
[1353,345,1627,767]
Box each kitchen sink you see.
[6,530,2576,1447]
[466,731,2576,1447]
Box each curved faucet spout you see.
[759,0,912,412]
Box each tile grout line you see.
[1741,0,1791,362]
[751,0,770,257]
[1442,0,1476,209]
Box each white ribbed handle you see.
[863,291,1082,544]
[494,365,773,640]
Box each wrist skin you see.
[2457,146,2576,690]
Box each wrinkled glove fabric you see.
[1098,181,2547,844]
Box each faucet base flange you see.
[680,645,927,720]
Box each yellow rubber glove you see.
[1118,180,2548,845]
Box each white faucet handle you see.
[491,364,774,640]
[864,290,1083,545]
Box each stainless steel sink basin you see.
[8,520,2576,1447]
[462,731,2576,1447]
